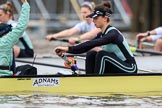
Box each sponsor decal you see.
[33,77,59,86]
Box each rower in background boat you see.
[136,27,162,52]
[0,1,34,58]
[55,1,137,75]
[0,0,30,76]
[45,1,101,46]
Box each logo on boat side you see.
[33,77,59,86]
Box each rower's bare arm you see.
[136,32,148,42]
[136,28,158,42]
[68,28,101,44]
[46,27,79,41]
[149,29,157,35]
[79,28,101,40]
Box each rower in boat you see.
[55,1,137,75]
[136,27,162,51]
[0,1,34,58]
[45,1,102,50]
[0,0,30,76]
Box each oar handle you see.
[55,49,71,64]
[74,41,80,44]
[51,38,80,44]
[56,49,79,73]
[51,38,69,42]
[136,42,143,49]
[55,49,61,53]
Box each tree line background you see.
[130,0,162,32]
[0,0,161,33]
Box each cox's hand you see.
[54,46,68,56]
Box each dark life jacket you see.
[0,23,12,37]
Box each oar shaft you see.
[61,55,71,65]
[15,59,85,71]
[136,49,162,55]
[138,68,154,73]
[130,46,162,55]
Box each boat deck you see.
[15,55,162,75]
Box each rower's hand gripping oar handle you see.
[55,49,79,74]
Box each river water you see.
[2,32,162,108]
[1,94,162,108]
